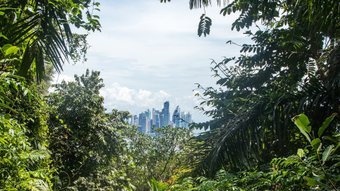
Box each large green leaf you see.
[304,176,319,187]
[322,145,334,164]
[318,113,337,137]
[292,114,312,143]
[4,45,20,56]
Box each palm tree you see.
[0,0,100,81]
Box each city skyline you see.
[129,101,192,134]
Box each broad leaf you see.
[292,114,311,142]
[5,45,20,56]
[318,113,337,137]
[322,145,334,164]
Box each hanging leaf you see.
[0,32,8,40]
[292,114,312,143]
[198,14,212,37]
[318,113,337,137]
[322,145,334,164]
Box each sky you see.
[54,0,249,122]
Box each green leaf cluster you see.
[121,126,200,190]
[190,0,340,176]
[0,0,101,81]
[48,69,134,190]
[0,73,53,190]
[151,114,339,190]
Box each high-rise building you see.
[138,113,146,133]
[130,115,139,126]
[138,109,151,133]
[172,105,181,127]
[161,101,170,127]
[152,109,161,131]
[181,112,192,128]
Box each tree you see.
[48,70,132,190]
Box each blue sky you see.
[54,0,249,122]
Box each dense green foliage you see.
[189,0,340,175]
[161,0,339,190]
[0,74,52,190]
[0,0,100,80]
[0,0,104,190]
[1,0,339,190]
[151,114,340,190]
[48,70,133,190]
[122,126,202,190]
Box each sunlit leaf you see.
[292,114,311,143]
[322,145,334,164]
[297,148,305,158]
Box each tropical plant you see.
[170,0,340,176]
[0,0,101,81]
[0,116,52,190]
[48,69,133,190]
[122,126,199,191]
[0,73,53,190]
[150,113,340,190]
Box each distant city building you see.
[152,109,161,131]
[129,101,193,134]
[138,109,151,133]
[181,112,192,128]
[172,105,181,127]
[172,106,192,128]
[130,115,139,126]
[161,101,170,127]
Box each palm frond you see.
[1,0,100,81]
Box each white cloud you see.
[100,82,211,122]
[101,82,171,112]
[53,73,74,84]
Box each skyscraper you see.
[130,115,139,126]
[181,112,192,128]
[151,109,161,132]
[138,109,151,133]
[172,105,181,127]
[161,101,170,127]
[138,113,146,133]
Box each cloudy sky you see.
[54,0,249,122]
